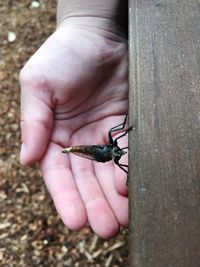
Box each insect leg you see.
[114,157,129,185]
[114,126,132,143]
[110,114,128,133]
[116,163,128,173]
[116,163,129,186]
[108,114,128,144]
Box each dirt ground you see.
[0,1,128,266]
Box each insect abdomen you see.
[62,145,113,163]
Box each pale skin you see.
[20,0,128,239]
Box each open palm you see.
[20,25,128,239]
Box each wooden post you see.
[129,0,200,266]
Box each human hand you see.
[20,23,128,239]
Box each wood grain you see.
[129,1,200,266]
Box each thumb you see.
[20,75,54,165]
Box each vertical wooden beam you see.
[129,1,200,266]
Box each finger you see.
[39,142,87,230]
[114,166,128,196]
[69,155,119,239]
[20,72,54,165]
[94,161,128,227]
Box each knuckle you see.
[19,65,47,90]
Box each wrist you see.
[57,0,128,39]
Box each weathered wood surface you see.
[128,1,200,266]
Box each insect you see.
[62,114,131,178]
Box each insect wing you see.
[63,146,102,161]
[71,149,98,161]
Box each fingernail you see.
[20,143,26,163]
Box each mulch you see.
[0,1,128,266]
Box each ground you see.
[0,1,128,266]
